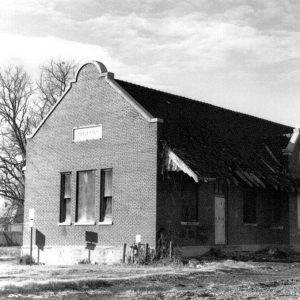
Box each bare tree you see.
[0,66,35,217]
[36,58,78,119]
[0,58,78,224]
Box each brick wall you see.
[287,140,300,248]
[23,63,158,263]
[156,173,215,247]
[157,171,291,247]
[227,185,290,245]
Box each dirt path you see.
[0,260,299,299]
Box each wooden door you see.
[215,195,226,244]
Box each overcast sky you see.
[1,0,300,126]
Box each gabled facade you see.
[23,61,300,264]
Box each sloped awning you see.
[164,147,199,183]
[162,136,298,191]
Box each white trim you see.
[74,61,107,81]
[243,223,258,227]
[150,118,164,123]
[58,222,72,226]
[105,77,156,122]
[98,221,113,226]
[166,148,199,183]
[74,222,96,226]
[27,61,161,140]
[181,221,199,226]
[283,127,300,155]
[27,83,73,139]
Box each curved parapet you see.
[27,60,161,139]
[74,61,108,81]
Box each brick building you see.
[22,61,300,264]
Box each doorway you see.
[215,195,226,244]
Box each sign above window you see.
[73,124,102,142]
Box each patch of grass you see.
[77,259,90,264]
[19,254,35,265]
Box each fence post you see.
[169,241,173,260]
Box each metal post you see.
[122,243,127,263]
[30,226,33,266]
[145,243,149,263]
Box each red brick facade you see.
[23,63,159,263]
[22,61,300,264]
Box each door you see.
[215,195,226,244]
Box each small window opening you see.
[271,192,282,226]
[60,173,71,223]
[243,188,257,224]
[100,169,113,222]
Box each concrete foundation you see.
[21,245,124,265]
[176,244,298,258]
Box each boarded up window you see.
[60,173,71,223]
[76,170,95,224]
[181,174,198,222]
[243,188,257,224]
[100,169,113,222]
[271,192,282,225]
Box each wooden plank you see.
[235,170,253,187]
[264,145,280,166]
[249,173,266,189]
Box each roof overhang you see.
[165,148,199,183]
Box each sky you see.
[1,0,300,126]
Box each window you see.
[76,170,95,224]
[60,173,71,224]
[243,188,257,224]
[271,192,282,226]
[180,175,198,223]
[100,169,112,223]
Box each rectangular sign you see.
[29,208,35,220]
[85,231,98,243]
[29,220,34,228]
[36,229,46,248]
[73,124,102,142]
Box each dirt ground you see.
[0,258,299,299]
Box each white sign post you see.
[29,208,35,227]
[28,208,35,266]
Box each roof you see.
[116,79,296,190]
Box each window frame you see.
[59,172,72,225]
[99,168,113,225]
[75,169,96,225]
[180,173,199,225]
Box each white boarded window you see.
[60,173,71,224]
[76,170,95,224]
[100,169,113,223]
